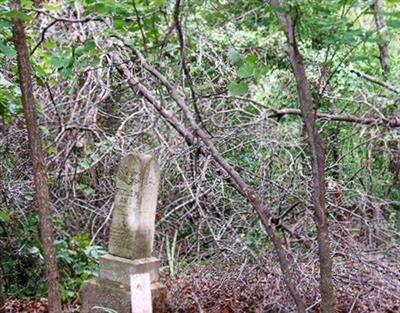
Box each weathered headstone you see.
[108,153,159,259]
[81,153,167,313]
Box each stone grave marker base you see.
[80,278,167,313]
[99,254,160,285]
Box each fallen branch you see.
[112,51,306,310]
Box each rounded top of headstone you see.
[117,153,157,186]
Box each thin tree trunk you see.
[0,265,4,313]
[0,185,6,313]
[269,1,336,312]
[373,1,400,188]
[11,1,63,312]
[374,0,390,78]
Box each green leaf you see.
[76,183,95,195]
[44,40,56,49]
[51,54,71,69]
[115,18,129,30]
[73,233,91,249]
[245,54,257,64]
[47,146,57,154]
[152,0,167,7]
[28,246,42,257]
[21,0,34,9]
[0,20,13,29]
[40,125,50,136]
[388,19,400,28]
[80,159,91,169]
[238,54,258,78]
[24,194,34,201]
[5,10,32,22]
[43,3,62,11]
[228,81,248,96]
[84,39,96,51]
[0,42,16,58]
[238,62,256,78]
[227,48,243,65]
[0,210,10,223]
[60,68,74,79]
[254,65,268,82]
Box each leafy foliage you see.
[0,212,105,300]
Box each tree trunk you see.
[374,0,390,78]
[373,1,400,188]
[0,265,4,313]
[269,1,336,312]
[11,1,63,312]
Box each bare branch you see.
[269,108,400,127]
[351,69,398,94]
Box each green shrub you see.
[0,212,105,301]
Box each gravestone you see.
[81,153,167,313]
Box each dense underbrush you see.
[1,208,399,312]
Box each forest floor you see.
[3,252,400,313]
[2,299,50,313]
[165,257,400,312]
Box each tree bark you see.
[0,265,4,313]
[11,1,63,312]
[374,0,390,78]
[269,1,336,312]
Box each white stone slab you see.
[130,272,152,313]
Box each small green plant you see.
[166,229,179,276]
[56,233,106,300]
[1,213,48,298]
[92,306,119,313]
[0,212,105,301]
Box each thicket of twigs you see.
[1,1,400,312]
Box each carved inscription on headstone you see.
[108,154,160,259]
